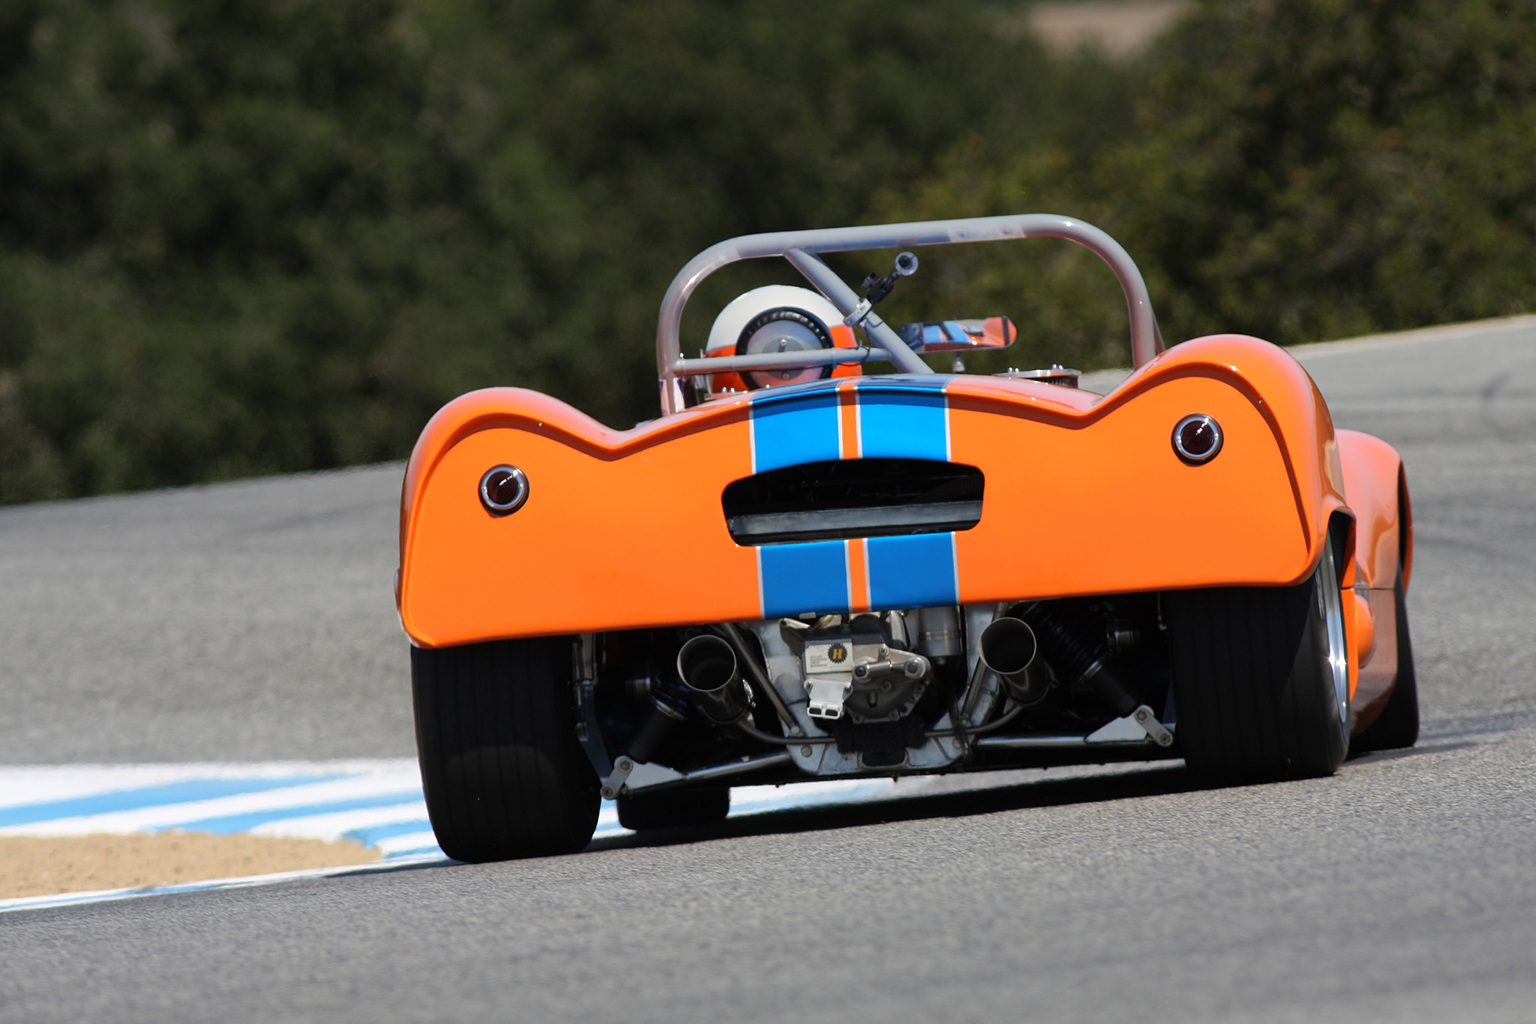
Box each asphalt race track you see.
[2,318,1534,1022]
[0,463,413,764]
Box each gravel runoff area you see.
[0,834,377,901]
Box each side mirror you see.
[896,316,1016,353]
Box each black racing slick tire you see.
[617,788,731,832]
[1166,539,1352,781]
[412,637,600,862]
[1352,573,1420,753]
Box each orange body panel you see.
[948,334,1346,600]
[399,389,762,647]
[397,335,1410,667]
[1335,428,1409,729]
[1337,429,1407,592]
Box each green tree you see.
[880,0,1536,360]
[0,0,1080,503]
[11,0,1527,507]
[1109,0,1536,344]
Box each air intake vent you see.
[723,458,983,545]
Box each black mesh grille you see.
[722,458,983,545]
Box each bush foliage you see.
[1110,0,1536,342]
[1,0,1532,503]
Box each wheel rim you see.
[1318,542,1350,744]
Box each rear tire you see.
[1352,573,1420,752]
[617,788,731,831]
[412,637,599,862]
[1166,539,1351,781]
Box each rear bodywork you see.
[397,214,1410,792]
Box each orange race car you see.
[396,214,1418,862]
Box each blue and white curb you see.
[0,760,440,861]
[0,759,910,913]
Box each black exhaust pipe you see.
[979,616,1048,704]
[676,634,753,724]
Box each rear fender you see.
[1335,429,1410,729]
[1337,430,1408,591]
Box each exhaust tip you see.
[979,617,1037,677]
[677,634,738,695]
[676,634,752,724]
[980,617,1049,705]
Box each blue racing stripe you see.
[867,533,958,608]
[760,541,849,617]
[0,776,338,828]
[343,820,435,847]
[857,381,949,461]
[157,791,425,835]
[751,387,841,472]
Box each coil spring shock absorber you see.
[1020,604,1140,718]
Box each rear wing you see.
[655,213,1164,415]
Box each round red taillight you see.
[479,465,529,515]
[1173,414,1223,464]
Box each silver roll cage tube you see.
[654,213,1165,415]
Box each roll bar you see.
[655,213,1163,415]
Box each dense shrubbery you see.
[2,0,1532,503]
[882,0,1536,362]
[1110,0,1536,343]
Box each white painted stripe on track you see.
[373,831,441,857]
[0,771,425,837]
[246,801,430,840]
[0,762,939,914]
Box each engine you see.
[584,596,1173,785]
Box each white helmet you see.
[707,285,844,389]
